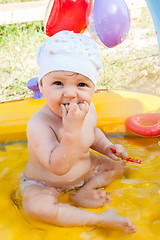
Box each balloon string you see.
[110,148,141,164]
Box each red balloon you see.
[45,0,92,37]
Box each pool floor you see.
[0,136,160,240]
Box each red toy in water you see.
[110,148,141,164]
[45,0,92,37]
[125,113,160,137]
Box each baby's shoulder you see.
[27,106,60,135]
[27,111,43,133]
[27,110,54,142]
[27,106,48,130]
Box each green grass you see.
[0,22,48,100]
[0,7,159,101]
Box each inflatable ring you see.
[125,113,160,137]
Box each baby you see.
[20,31,136,233]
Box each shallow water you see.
[0,136,160,240]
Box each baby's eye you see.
[53,81,63,86]
[78,82,88,87]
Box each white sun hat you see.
[37,31,103,86]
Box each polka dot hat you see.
[37,31,103,86]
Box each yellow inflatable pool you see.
[0,90,160,240]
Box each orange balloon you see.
[45,0,92,37]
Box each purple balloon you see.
[93,0,130,48]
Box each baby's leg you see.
[70,155,125,208]
[21,184,99,226]
[21,184,136,232]
[84,155,125,189]
[99,209,136,233]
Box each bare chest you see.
[54,117,95,149]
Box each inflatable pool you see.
[0,89,160,240]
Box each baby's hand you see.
[105,144,128,161]
[69,101,89,118]
[61,101,89,132]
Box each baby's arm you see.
[91,128,127,161]
[27,102,89,176]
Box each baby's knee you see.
[22,199,38,217]
[114,161,125,175]
[22,194,59,221]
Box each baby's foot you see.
[114,161,126,176]
[99,209,136,233]
[70,189,112,208]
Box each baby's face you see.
[39,70,95,116]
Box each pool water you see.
[0,136,160,240]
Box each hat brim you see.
[38,53,99,86]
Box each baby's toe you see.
[124,219,137,233]
[96,190,112,204]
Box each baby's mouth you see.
[63,103,69,112]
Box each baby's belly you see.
[25,158,91,187]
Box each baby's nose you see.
[63,86,77,98]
